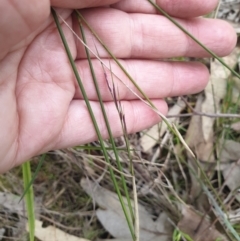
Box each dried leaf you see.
[0,192,25,216]
[230,121,240,132]
[218,140,240,202]
[26,220,90,241]
[0,192,39,239]
[219,140,240,163]
[222,162,240,202]
[202,47,239,141]
[186,95,214,162]
[178,205,227,241]
[0,192,41,217]
[202,66,225,141]
[0,228,5,240]
[185,47,240,200]
[81,179,172,241]
[185,96,214,202]
[231,73,240,103]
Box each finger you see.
[0,0,50,60]
[74,60,209,100]
[51,0,120,8]
[75,9,237,59]
[52,99,167,151]
[111,0,218,18]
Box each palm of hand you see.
[1,8,77,171]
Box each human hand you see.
[0,0,236,173]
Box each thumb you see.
[0,0,50,59]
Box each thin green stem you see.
[20,154,46,202]
[22,161,35,241]
[52,8,135,239]
[78,17,135,239]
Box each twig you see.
[167,96,240,119]
[167,112,240,118]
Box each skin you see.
[0,0,237,173]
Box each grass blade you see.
[52,8,136,240]
[22,161,35,241]
[20,153,46,202]
[78,17,136,239]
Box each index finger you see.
[111,0,219,18]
